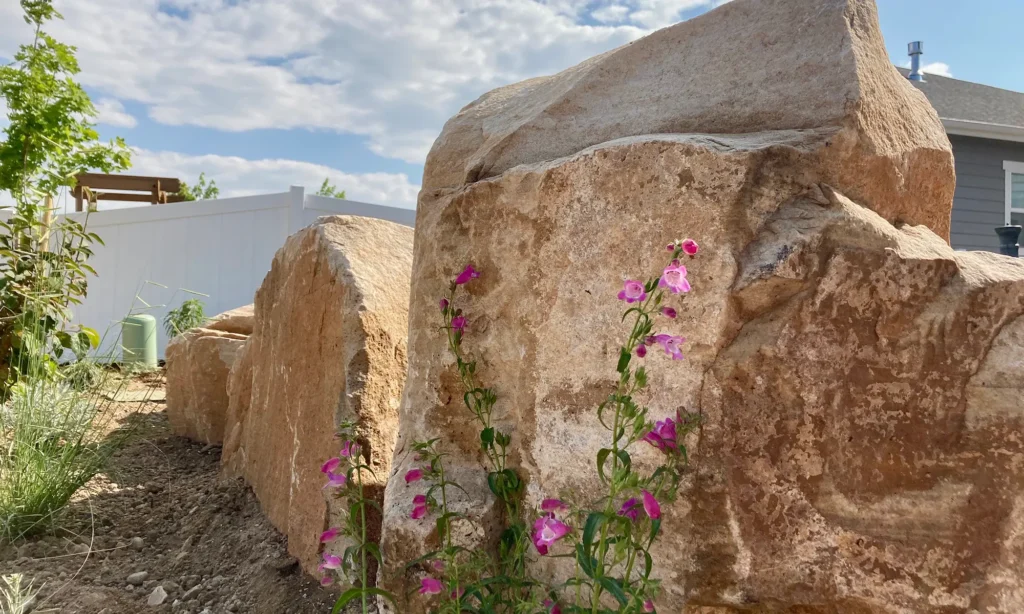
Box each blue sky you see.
[0,0,1019,209]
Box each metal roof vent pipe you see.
[908,41,925,82]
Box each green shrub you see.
[60,359,102,392]
[163,298,208,339]
[0,377,118,540]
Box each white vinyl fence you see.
[35,186,414,359]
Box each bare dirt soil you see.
[0,372,338,614]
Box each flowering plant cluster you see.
[319,238,701,614]
[525,238,701,613]
[318,422,396,613]
[402,265,535,611]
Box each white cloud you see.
[626,0,725,28]
[921,62,953,78]
[127,148,420,208]
[94,98,137,128]
[0,0,727,166]
[901,60,953,78]
[591,5,630,23]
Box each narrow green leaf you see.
[332,587,397,613]
[600,577,629,605]
[582,512,605,553]
[616,347,631,374]
[596,448,611,483]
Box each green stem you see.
[590,290,658,612]
[356,465,368,613]
[438,458,461,612]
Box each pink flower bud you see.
[681,238,699,256]
[540,498,567,512]
[404,468,423,483]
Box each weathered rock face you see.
[423,0,953,239]
[685,190,1024,613]
[222,215,413,577]
[206,304,255,335]
[165,325,249,444]
[379,0,1024,612]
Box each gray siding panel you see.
[949,135,1024,252]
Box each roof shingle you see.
[897,67,1024,129]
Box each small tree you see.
[0,0,130,391]
[315,178,345,199]
[178,172,219,201]
[0,1,131,210]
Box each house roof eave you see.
[942,118,1024,144]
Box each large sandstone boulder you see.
[206,304,255,335]
[165,323,250,444]
[222,215,413,577]
[423,0,954,239]
[379,0,1024,612]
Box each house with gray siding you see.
[897,66,1024,252]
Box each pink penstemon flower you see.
[451,315,467,332]
[319,527,340,543]
[618,498,641,522]
[543,599,562,614]
[323,471,347,489]
[642,490,661,520]
[643,416,678,452]
[405,468,423,483]
[681,238,699,256]
[532,514,570,555]
[318,553,342,572]
[411,494,428,519]
[419,577,444,595]
[617,279,647,303]
[320,457,340,474]
[644,599,655,612]
[339,440,355,457]
[454,264,480,285]
[659,260,691,294]
[649,333,685,360]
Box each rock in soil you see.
[148,585,168,606]
[0,374,340,613]
[127,571,148,586]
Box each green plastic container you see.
[122,314,158,368]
